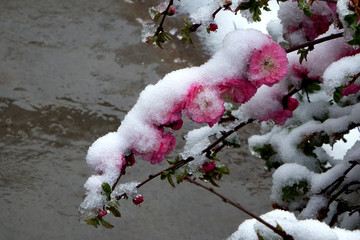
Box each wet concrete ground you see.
[0,1,272,239]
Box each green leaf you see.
[276,222,284,231]
[219,166,230,175]
[333,86,343,103]
[282,180,308,202]
[297,0,312,17]
[107,206,121,217]
[306,81,321,94]
[297,48,311,64]
[167,174,175,188]
[256,231,265,240]
[99,217,114,229]
[253,144,276,161]
[160,171,169,180]
[102,182,112,194]
[344,14,358,28]
[85,218,100,228]
[102,182,112,201]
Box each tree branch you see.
[134,119,254,190]
[184,176,294,240]
[155,0,174,35]
[286,32,344,53]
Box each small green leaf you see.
[282,180,308,202]
[107,206,121,218]
[306,81,321,93]
[85,218,100,228]
[219,166,230,175]
[297,48,311,64]
[160,171,169,180]
[276,222,284,231]
[102,182,112,194]
[99,217,114,229]
[167,174,175,188]
[256,231,265,240]
[333,86,343,103]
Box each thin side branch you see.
[184,177,294,240]
[134,119,254,190]
[286,32,344,53]
[155,0,174,35]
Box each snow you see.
[227,209,360,240]
[323,54,360,95]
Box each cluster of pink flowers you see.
[278,1,336,45]
[129,40,289,165]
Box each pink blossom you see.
[202,161,216,172]
[218,78,257,103]
[285,97,299,111]
[133,195,144,205]
[267,110,293,126]
[141,131,176,164]
[342,84,360,96]
[249,42,288,87]
[304,14,332,41]
[261,97,299,126]
[185,84,225,127]
[292,64,309,79]
[162,102,184,130]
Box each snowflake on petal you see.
[185,84,225,127]
[249,42,288,87]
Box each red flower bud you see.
[208,23,218,32]
[98,209,107,217]
[202,161,216,172]
[133,195,144,205]
[167,6,175,16]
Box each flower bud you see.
[167,6,175,16]
[133,195,144,205]
[208,23,218,32]
[98,209,107,217]
[202,161,216,172]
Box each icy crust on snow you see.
[80,29,276,214]
[227,210,360,240]
[111,181,140,199]
[323,54,360,95]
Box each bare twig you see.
[184,176,294,240]
[286,32,344,53]
[154,0,174,35]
